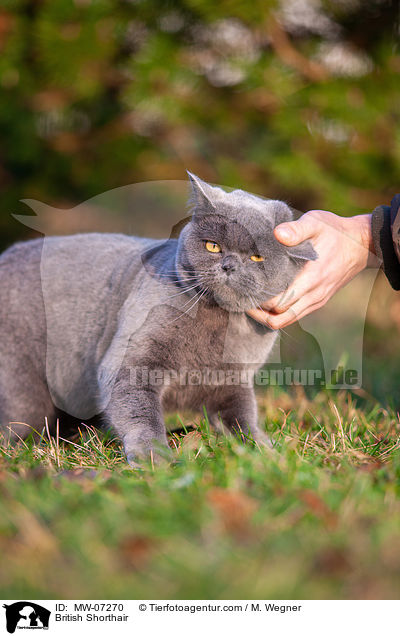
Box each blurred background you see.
[1,0,400,245]
[0,0,400,403]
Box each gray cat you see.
[0,173,316,464]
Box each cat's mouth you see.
[198,272,283,313]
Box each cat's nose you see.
[221,255,238,274]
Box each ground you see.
[1,387,400,600]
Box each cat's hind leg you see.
[0,362,56,444]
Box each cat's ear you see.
[187,171,220,216]
[286,240,317,262]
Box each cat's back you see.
[0,232,152,269]
[0,232,155,298]
[0,238,46,324]
[0,232,158,353]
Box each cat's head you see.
[175,172,317,313]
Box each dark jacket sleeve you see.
[371,194,400,290]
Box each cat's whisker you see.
[155,274,200,280]
[155,269,211,275]
[180,286,206,308]
[164,283,202,300]
[155,274,205,283]
[168,286,209,324]
[160,272,209,301]
[155,272,195,277]
[171,284,204,306]
[155,276,204,286]
[182,286,209,313]
[249,294,300,345]
[274,324,299,344]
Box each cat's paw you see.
[126,452,144,470]
[125,444,173,469]
[253,430,275,451]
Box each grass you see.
[1,388,400,600]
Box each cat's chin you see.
[210,289,275,314]
[211,290,251,313]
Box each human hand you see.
[247,210,379,329]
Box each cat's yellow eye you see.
[205,241,222,253]
[250,254,264,262]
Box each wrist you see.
[351,211,374,250]
[350,214,373,252]
[349,213,380,269]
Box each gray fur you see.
[0,173,316,463]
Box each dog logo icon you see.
[3,602,51,633]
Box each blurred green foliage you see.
[0,0,399,248]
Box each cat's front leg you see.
[104,372,169,466]
[211,387,269,445]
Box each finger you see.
[267,285,304,313]
[249,307,298,330]
[246,307,278,328]
[274,213,321,246]
[263,296,325,329]
[260,264,321,313]
[248,288,326,329]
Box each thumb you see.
[274,214,316,246]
